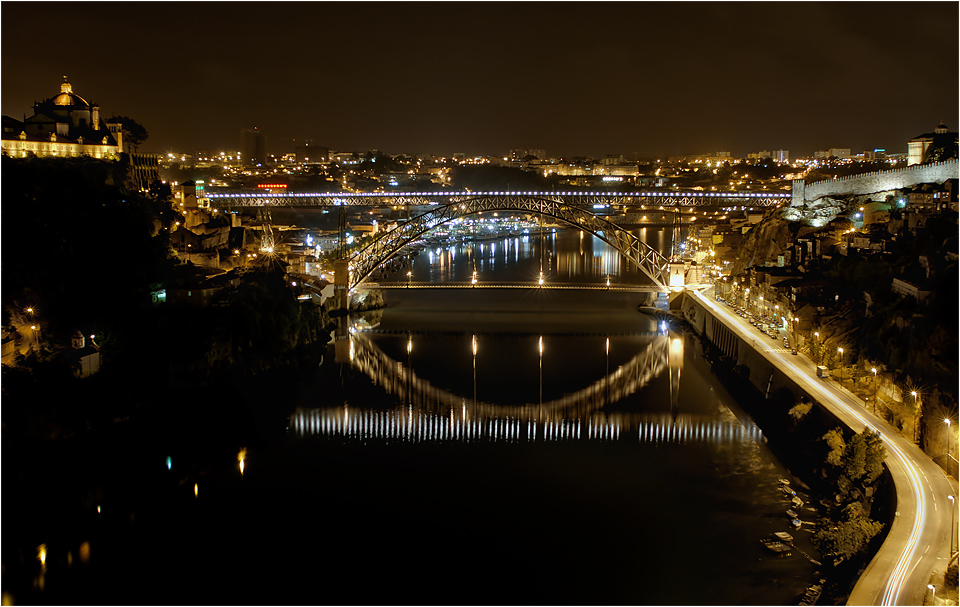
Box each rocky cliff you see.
[730,210,805,274]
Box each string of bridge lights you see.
[206,190,792,200]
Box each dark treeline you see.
[2,156,330,442]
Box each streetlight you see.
[871,368,878,413]
[407,270,412,288]
[946,419,953,466]
[928,584,936,605]
[837,348,844,388]
[911,391,919,443]
[948,495,956,556]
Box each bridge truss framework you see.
[208,189,792,209]
[344,194,674,290]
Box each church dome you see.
[51,78,90,107]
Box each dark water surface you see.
[3,231,823,605]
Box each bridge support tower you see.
[334,259,350,311]
[655,262,689,309]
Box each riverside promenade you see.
[686,288,957,606]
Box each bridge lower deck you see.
[363,281,665,292]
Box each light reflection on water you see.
[294,326,765,449]
[291,406,764,446]
[411,228,670,284]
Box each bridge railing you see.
[206,189,791,208]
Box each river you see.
[2,228,822,605]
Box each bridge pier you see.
[334,259,350,311]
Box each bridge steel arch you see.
[347,194,672,290]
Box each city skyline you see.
[2,2,958,158]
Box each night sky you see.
[2,2,957,158]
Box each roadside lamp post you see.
[871,368,878,413]
[943,417,953,468]
[928,584,936,605]
[946,419,953,467]
[948,495,956,556]
[407,271,412,288]
[911,391,920,443]
[837,348,844,388]
[745,288,750,315]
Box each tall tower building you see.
[243,127,266,166]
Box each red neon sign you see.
[257,183,288,189]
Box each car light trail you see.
[692,289,929,606]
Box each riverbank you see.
[680,288,960,605]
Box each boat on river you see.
[760,539,793,556]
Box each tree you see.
[823,428,846,466]
[107,115,148,153]
[842,430,885,486]
[812,505,884,563]
[788,400,813,424]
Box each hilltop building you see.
[908,122,959,166]
[1,77,122,159]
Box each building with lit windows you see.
[1,77,122,159]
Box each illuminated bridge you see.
[338,194,680,289]
[207,189,791,209]
[213,189,781,293]
[367,281,667,292]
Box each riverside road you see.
[692,288,958,607]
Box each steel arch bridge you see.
[346,194,673,290]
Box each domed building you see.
[907,121,958,166]
[1,77,123,159]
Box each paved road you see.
[690,288,958,606]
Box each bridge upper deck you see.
[206,189,792,208]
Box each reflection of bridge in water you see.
[290,330,765,446]
[339,330,673,418]
[290,407,765,446]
